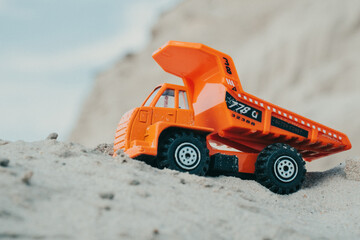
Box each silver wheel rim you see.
[274,156,298,182]
[174,142,201,170]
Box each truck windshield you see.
[144,87,160,107]
[156,89,175,108]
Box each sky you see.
[0,0,180,142]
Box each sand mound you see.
[1,139,359,239]
[70,0,360,171]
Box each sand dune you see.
[1,139,359,239]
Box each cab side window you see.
[178,90,189,109]
[155,89,175,108]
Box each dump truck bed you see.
[206,89,351,161]
[153,41,351,161]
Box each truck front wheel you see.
[255,143,306,194]
[157,131,210,176]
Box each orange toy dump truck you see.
[114,41,351,194]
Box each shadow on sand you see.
[302,164,345,189]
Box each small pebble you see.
[116,150,126,158]
[180,179,186,184]
[0,158,10,167]
[0,140,9,146]
[46,133,58,140]
[153,229,159,235]
[22,171,34,185]
[99,192,115,200]
[129,180,140,186]
[59,151,73,158]
[94,143,114,156]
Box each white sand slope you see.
[1,139,359,239]
[70,0,360,171]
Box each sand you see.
[1,138,359,239]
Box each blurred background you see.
[0,0,179,141]
[1,0,360,170]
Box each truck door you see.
[131,87,161,142]
[176,90,193,125]
[152,88,176,124]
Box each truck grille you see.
[114,108,136,152]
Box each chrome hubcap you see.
[175,142,201,170]
[274,156,298,182]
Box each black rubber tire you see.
[157,130,210,176]
[255,143,306,195]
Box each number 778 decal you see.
[225,92,262,122]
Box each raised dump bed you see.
[152,41,351,161]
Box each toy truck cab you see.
[142,83,193,126]
[114,83,213,162]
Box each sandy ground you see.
[1,138,359,239]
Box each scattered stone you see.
[0,210,12,217]
[94,143,114,156]
[99,192,115,200]
[58,151,74,158]
[104,206,111,211]
[22,171,34,185]
[116,149,127,158]
[25,155,35,160]
[129,180,140,186]
[204,184,213,188]
[46,133,58,140]
[115,149,128,163]
[153,229,159,235]
[180,179,186,184]
[0,140,9,145]
[345,158,360,181]
[0,158,10,167]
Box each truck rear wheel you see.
[157,131,210,176]
[255,143,306,194]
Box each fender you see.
[125,121,214,158]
